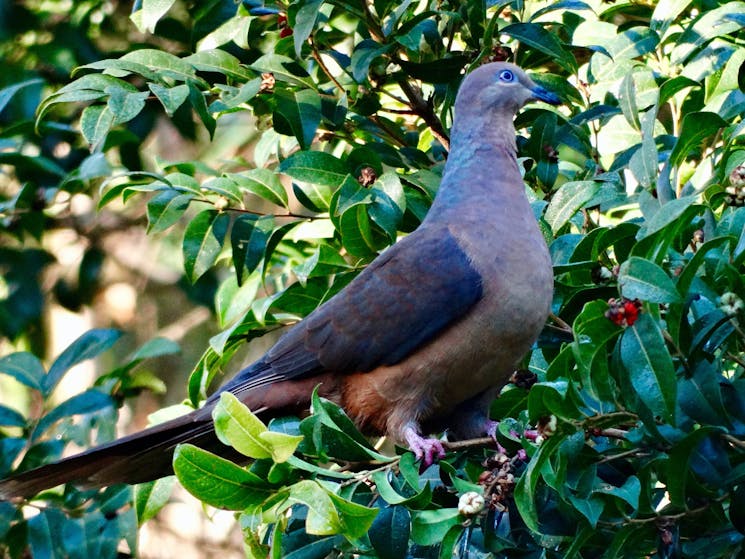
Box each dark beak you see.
[530,85,561,105]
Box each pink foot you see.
[484,420,499,440]
[484,420,507,454]
[404,427,446,467]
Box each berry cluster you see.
[724,165,745,206]
[605,297,642,327]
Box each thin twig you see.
[444,436,496,450]
[549,312,572,333]
[726,352,745,370]
[597,448,650,464]
[723,433,745,450]
[310,38,345,93]
[395,72,450,151]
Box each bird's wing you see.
[219,225,483,396]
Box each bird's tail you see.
[0,405,230,499]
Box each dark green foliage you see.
[2,0,745,557]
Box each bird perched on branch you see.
[0,62,558,499]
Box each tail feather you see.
[0,360,324,500]
[0,407,223,499]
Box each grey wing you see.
[219,226,483,393]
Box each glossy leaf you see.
[544,180,600,232]
[43,329,122,395]
[146,189,192,233]
[173,443,271,510]
[213,392,303,462]
[135,477,176,525]
[182,210,229,283]
[620,314,677,424]
[618,257,681,303]
[0,352,45,390]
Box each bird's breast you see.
[341,205,553,440]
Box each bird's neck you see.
[427,112,523,216]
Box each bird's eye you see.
[498,69,515,82]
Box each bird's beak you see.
[529,85,561,105]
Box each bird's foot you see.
[483,420,507,454]
[404,427,446,467]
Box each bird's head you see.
[455,62,561,115]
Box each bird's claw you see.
[484,419,507,454]
[404,428,446,467]
[484,419,499,441]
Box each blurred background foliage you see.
[1,0,745,557]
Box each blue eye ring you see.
[498,69,515,82]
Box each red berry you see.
[604,297,642,327]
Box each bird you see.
[0,62,559,499]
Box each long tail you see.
[0,405,231,499]
[0,361,334,500]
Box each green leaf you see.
[279,151,348,189]
[568,494,605,527]
[666,427,722,507]
[514,434,563,533]
[670,2,745,64]
[629,111,659,188]
[274,89,322,150]
[620,313,677,424]
[250,54,316,89]
[216,274,261,327]
[368,505,411,559]
[37,73,135,124]
[650,0,693,34]
[27,512,54,559]
[213,392,303,462]
[187,80,216,138]
[182,210,229,283]
[502,23,576,71]
[528,381,582,421]
[410,509,461,546]
[35,389,114,438]
[306,390,392,462]
[106,87,148,124]
[183,49,252,81]
[135,477,176,525]
[43,329,122,395]
[173,443,271,510]
[371,471,432,509]
[669,112,727,168]
[131,0,176,33]
[148,83,189,115]
[230,168,289,208]
[675,237,729,297]
[337,203,380,258]
[636,195,700,240]
[80,104,115,149]
[324,489,379,538]
[0,78,43,115]
[618,71,640,131]
[618,257,681,303]
[285,480,355,536]
[146,190,192,233]
[0,352,45,390]
[121,49,199,83]
[678,361,729,427]
[210,78,262,112]
[544,181,600,232]
[0,404,25,428]
[292,0,323,57]
[231,214,275,283]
